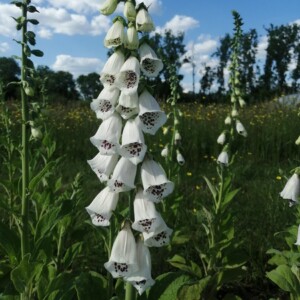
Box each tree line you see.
[1,22,300,103]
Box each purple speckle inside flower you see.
[123,142,143,157]
[103,74,115,86]
[123,71,137,89]
[142,58,156,74]
[138,218,155,232]
[153,230,168,245]
[147,183,167,200]
[140,112,160,129]
[113,262,128,276]
[99,100,112,113]
[101,140,114,150]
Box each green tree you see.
[199,65,214,96]
[77,72,103,101]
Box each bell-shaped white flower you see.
[236,120,247,137]
[132,188,165,233]
[280,173,300,204]
[116,56,140,95]
[141,158,174,202]
[90,88,120,120]
[139,43,163,77]
[104,16,126,48]
[87,152,118,182]
[31,127,43,139]
[125,22,139,50]
[125,238,155,295]
[108,157,137,193]
[224,116,232,125]
[100,0,118,15]
[295,136,300,146]
[100,50,125,89]
[124,0,136,22]
[176,150,185,166]
[217,132,226,145]
[138,89,167,135]
[217,150,229,166]
[119,117,147,165]
[143,220,173,247]
[136,3,155,32]
[295,225,300,246]
[231,108,238,117]
[85,186,119,226]
[116,91,139,119]
[174,131,182,145]
[104,221,138,278]
[239,97,246,108]
[90,113,122,155]
[161,145,168,158]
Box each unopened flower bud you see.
[125,22,139,50]
[176,150,185,165]
[124,0,136,21]
[231,108,238,117]
[224,116,232,125]
[174,118,179,125]
[100,0,118,15]
[295,136,300,146]
[162,127,169,135]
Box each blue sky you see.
[0,0,300,92]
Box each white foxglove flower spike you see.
[100,0,118,15]
[116,91,139,119]
[108,157,137,192]
[87,152,118,182]
[104,16,126,48]
[85,186,119,226]
[143,219,173,247]
[217,150,229,166]
[125,238,155,295]
[124,0,136,22]
[90,113,122,155]
[104,221,138,278]
[138,89,167,135]
[136,3,155,32]
[90,88,120,120]
[236,120,247,137]
[100,50,125,89]
[132,188,165,233]
[119,117,147,165]
[125,22,139,50]
[176,150,185,166]
[116,56,140,95]
[139,43,163,77]
[141,157,174,202]
[295,225,300,246]
[280,173,300,204]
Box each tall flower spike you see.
[104,221,138,278]
[100,50,125,89]
[132,188,165,233]
[90,113,122,155]
[87,152,119,182]
[136,3,155,32]
[104,16,126,48]
[85,186,119,226]
[138,89,167,135]
[100,0,118,15]
[125,22,139,50]
[125,238,155,295]
[139,43,163,77]
[280,173,300,204]
[108,157,137,192]
[116,91,139,120]
[119,117,147,165]
[141,157,174,203]
[90,88,120,120]
[143,219,173,247]
[116,56,140,95]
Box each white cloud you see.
[257,35,268,61]
[52,54,103,77]
[0,42,10,53]
[136,0,163,15]
[0,4,19,37]
[156,15,199,35]
[45,0,101,14]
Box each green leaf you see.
[27,5,39,13]
[203,176,217,200]
[217,266,246,286]
[223,188,240,206]
[63,242,84,269]
[177,276,211,300]
[147,272,190,300]
[27,19,39,25]
[11,1,23,7]
[31,49,44,57]
[168,255,202,278]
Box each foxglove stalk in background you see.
[141,157,174,202]
[104,221,138,278]
[116,91,139,119]
[104,16,126,48]
[90,113,122,155]
[125,238,155,295]
[116,56,140,95]
[86,186,119,226]
[132,188,164,233]
[176,150,185,166]
[280,173,300,204]
[125,22,139,50]
[90,88,120,120]
[136,3,155,32]
[87,152,118,182]
[100,50,125,89]
[119,117,147,165]
[100,0,118,15]
[138,89,167,135]
[139,43,163,77]
[143,219,173,247]
[124,0,136,22]
[108,157,137,192]
[217,149,229,166]
[236,120,247,137]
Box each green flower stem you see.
[20,0,30,260]
[125,281,136,300]
[107,220,114,299]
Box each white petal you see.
[108,157,137,192]
[217,151,229,165]
[141,158,174,202]
[295,225,300,246]
[136,8,155,32]
[236,120,247,137]
[217,132,226,145]
[119,118,147,164]
[85,186,119,226]
[138,90,167,135]
[104,20,125,48]
[104,222,138,277]
[176,151,185,166]
[143,221,173,247]
[90,113,122,155]
[87,152,119,182]
[100,0,118,15]
[280,173,300,202]
[116,92,139,119]
[139,43,163,77]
